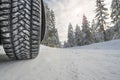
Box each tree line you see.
[64,0,120,47]
[42,3,60,47]
[42,0,120,48]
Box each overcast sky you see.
[44,0,112,42]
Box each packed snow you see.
[0,40,120,80]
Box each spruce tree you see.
[45,4,51,30]
[91,19,96,32]
[75,24,82,46]
[42,4,60,47]
[67,23,75,47]
[64,41,69,48]
[81,15,93,45]
[111,0,120,31]
[51,10,55,28]
[110,0,120,39]
[95,0,108,41]
[111,0,120,23]
[91,19,96,42]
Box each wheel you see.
[0,0,44,60]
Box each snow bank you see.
[72,39,120,50]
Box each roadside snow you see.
[72,39,120,50]
[0,40,120,80]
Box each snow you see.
[72,39,120,50]
[0,39,120,80]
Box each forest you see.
[42,0,120,48]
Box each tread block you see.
[0,0,41,60]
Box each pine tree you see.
[45,4,51,30]
[49,31,60,48]
[42,4,60,47]
[67,23,75,47]
[50,10,55,28]
[82,15,89,32]
[111,0,120,39]
[95,0,109,41]
[111,0,120,23]
[91,19,96,42]
[75,24,82,46]
[81,15,93,45]
[91,19,96,32]
[64,41,69,48]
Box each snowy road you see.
[0,40,120,80]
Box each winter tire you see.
[0,0,45,60]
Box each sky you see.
[44,0,112,42]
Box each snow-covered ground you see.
[0,40,120,80]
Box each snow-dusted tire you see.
[0,0,43,60]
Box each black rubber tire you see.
[41,0,46,42]
[0,0,42,60]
